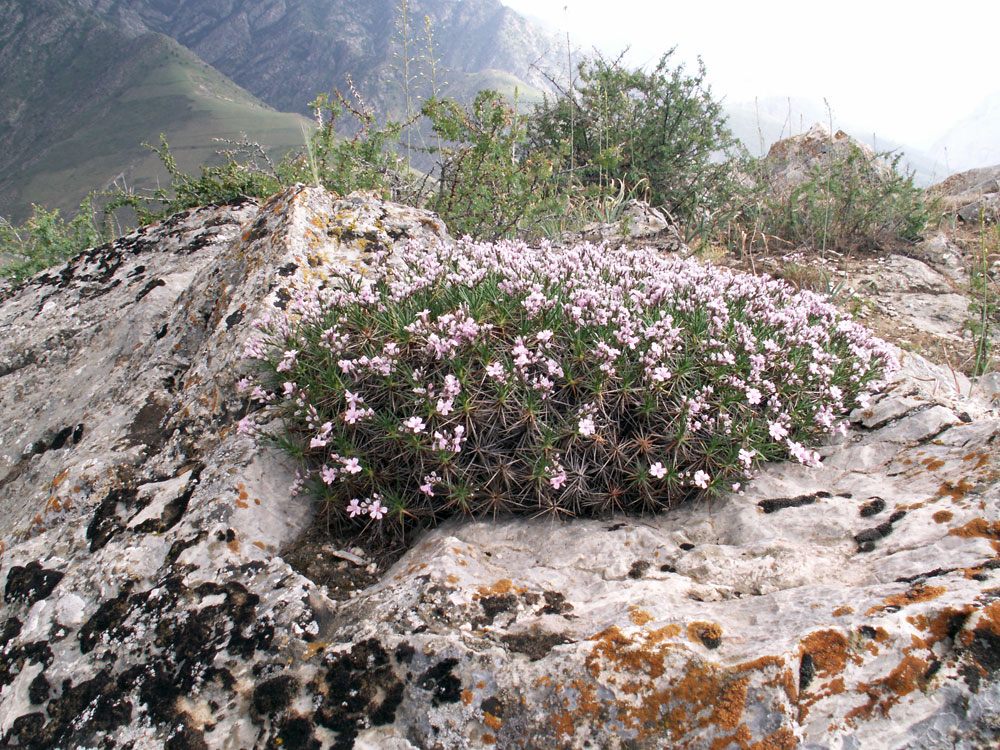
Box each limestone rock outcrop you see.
[1,186,999,749]
[929,165,1000,225]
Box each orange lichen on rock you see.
[949,518,1000,541]
[939,479,974,502]
[645,624,684,644]
[475,579,526,598]
[750,727,799,750]
[868,584,947,615]
[572,626,795,746]
[799,630,851,677]
[832,606,854,617]
[630,608,654,626]
[687,621,724,649]
[932,509,953,523]
[710,678,750,732]
[711,724,753,750]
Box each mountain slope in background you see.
[69,0,560,115]
[0,0,311,223]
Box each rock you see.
[930,165,1000,225]
[909,232,966,284]
[764,124,880,193]
[1,186,999,749]
[570,199,685,251]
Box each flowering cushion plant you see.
[239,239,895,547]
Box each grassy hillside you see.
[0,0,311,223]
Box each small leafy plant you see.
[239,239,895,549]
[1,197,104,281]
[968,215,1000,375]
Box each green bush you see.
[526,51,745,243]
[422,91,561,239]
[0,197,104,281]
[239,239,894,549]
[752,142,932,255]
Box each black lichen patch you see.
[969,628,1000,676]
[500,628,570,661]
[894,567,954,585]
[28,672,50,704]
[225,309,244,330]
[479,594,519,624]
[0,638,53,690]
[758,491,831,514]
[65,575,274,745]
[314,639,406,750]
[252,675,299,718]
[268,715,320,750]
[799,653,816,691]
[628,560,651,579]
[3,670,134,749]
[538,591,573,616]
[132,464,204,535]
[134,278,166,302]
[855,509,907,551]
[86,487,142,552]
[419,658,462,706]
[79,585,136,654]
[127,393,171,452]
[0,617,23,649]
[679,542,696,551]
[164,724,209,750]
[859,497,886,517]
[4,561,64,605]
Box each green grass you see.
[1,14,310,224]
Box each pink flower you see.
[342,457,362,474]
[283,382,296,396]
[368,500,387,520]
[746,387,762,405]
[768,420,789,441]
[649,462,667,479]
[692,470,710,489]
[536,329,554,345]
[310,436,327,449]
[346,498,363,518]
[322,466,338,485]
[578,416,596,437]
[549,470,567,490]
[404,416,426,433]
[236,415,256,436]
[738,448,756,468]
[276,349,298,372]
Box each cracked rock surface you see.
[1,186,999,749]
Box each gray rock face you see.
[1,186,999,749]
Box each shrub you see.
[752,142,932,255]
[239,240,895,548]
[1,197,104,281]
[422,91,561,239]
[526,51,745,243]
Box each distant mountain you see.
[68,0,561,115]
[930,90,1000,173]
[723,96,945,186]
[0,0,310,223]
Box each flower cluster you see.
[239,238,894,547]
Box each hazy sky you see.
[500,0,1000,148]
